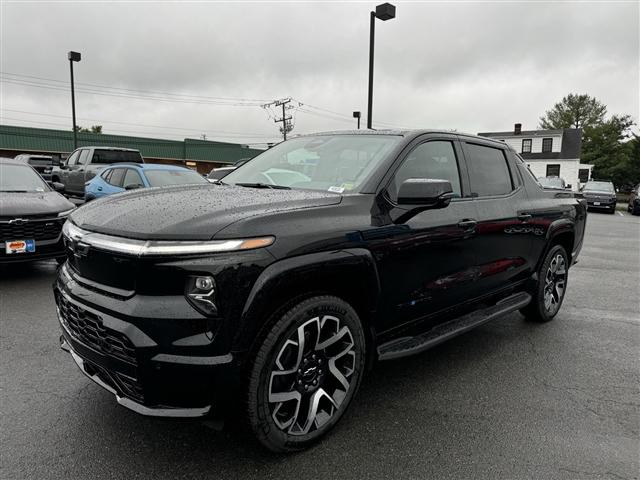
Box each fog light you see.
[186,276,217,316]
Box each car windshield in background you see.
[583,181,614,192]
[538,177,564,188]
[92,150,143,164]
[144,169,208,187]
[27,157,53,167]
[223,134,402,192]
[0,164,49,192]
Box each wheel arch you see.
[541,219,575,268]
[233,249,380,363]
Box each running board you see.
[377,292,531,361]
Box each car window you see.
[78,149,90,165]
[66,151,80,166]
[122,169,144,188]
[101,169,113,182]
[389,140,462,200]
[465,144,513,196]
[583,181,614,193]
[145,169,208,187]
[108,168,126,187]
[92,150,143,164]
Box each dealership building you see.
[0,125,265,174]
[478,123,593,191]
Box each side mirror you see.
[59,163,68,170]
[565,184,572,190]
[125,183,143,190]
[49,182,65,192]
[397,178,454,207]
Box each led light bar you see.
[62,221,274,256]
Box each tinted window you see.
[122,169,144,188]
[145,169,208,187]
[108,168,126,187]
[92,150,143,164]
[466,144,513,196]
[0,164,49,192]
[391,141,462,199]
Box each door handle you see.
[97,187,102,191]
[457,219,478,230]
[518,213,532,222]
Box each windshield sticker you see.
[328,186,345,193]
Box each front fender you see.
[232,248,380,354]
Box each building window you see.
[578,168,590,183]
[546,164,560,177]
[542,138,553,153]
[522,139,532,153]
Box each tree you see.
[74,125,103,133]
[539,93,607,130]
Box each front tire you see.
[521,244,569,323]
[245,295,366,452]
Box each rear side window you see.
[92,150,143,164]
[108,168,126,187]
[122,169,144,188]
[466,144,513,197]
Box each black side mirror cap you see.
[397,178,454,206]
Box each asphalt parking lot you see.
[1,211,638,480]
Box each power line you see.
[262,98,296,141]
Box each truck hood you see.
[69,184,342,240]
[0,191,74,217]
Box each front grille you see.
[58,294,137,366]
[0,217,64,241]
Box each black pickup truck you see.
[54,130,586,452]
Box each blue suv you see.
[85,163,208,201]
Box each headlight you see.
[61,222,274,256]
[57,208,75,218]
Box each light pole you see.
[68,51,81,149]
[367,3,395,129]
[353,111,361,129]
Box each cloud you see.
[1,1,638,143]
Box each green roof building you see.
[0,124,264,173]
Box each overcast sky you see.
[1,1,638,146]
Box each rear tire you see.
[521,244,569,323]
[245,295,366,452]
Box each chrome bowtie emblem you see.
[8,218,28,225]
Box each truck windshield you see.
[223,135,401,193]
[0,164,49,192]
[92,151,143,164]
[583,181,614,192]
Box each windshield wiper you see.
[1,190,31,193]
[235,182,291,190]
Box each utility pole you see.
[263,98,293,141]
[68,51,81,149]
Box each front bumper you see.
[0,237,65,264]
[54,265,236,417]
[586,199,616,210]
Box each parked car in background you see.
[55,130,586,452]
[52,146,144,197]
[0,158,74,264]
[628,183,640,215]
[581,180,617,213]
[85,163,209,201]
[14,153,54,182]
[207,166,236,182]
[538,176,569,190]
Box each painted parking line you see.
[617,211,624,217]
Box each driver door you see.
[370,136,481,334]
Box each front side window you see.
[122,169,144,188]
[542,138,553,153]
[223,135,401,193]
[466,143,513,197]
[66,151,80,166]
[389,141,462,199]
[521,139,532,153]
[78,150,90,165]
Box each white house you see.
[478,124,593,191]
